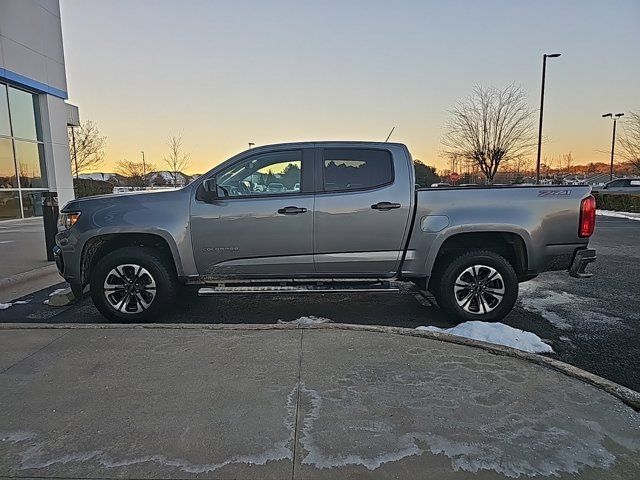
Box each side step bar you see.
[198,282,400,296]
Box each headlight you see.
[57,211,81,231]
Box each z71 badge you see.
[538,189,572,197]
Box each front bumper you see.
[569,248,596,278]
[52,244,64,276]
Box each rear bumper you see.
[569,248,596,278]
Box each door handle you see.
[277,206,307,215]
[371,202,401,211]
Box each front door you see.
[313,147,413,276]
[190,148,314,277]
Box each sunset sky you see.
[60,0,640,175]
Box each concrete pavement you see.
[1,323,639,479]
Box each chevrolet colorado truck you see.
[54,142,597,322]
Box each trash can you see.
[42,191,59,261]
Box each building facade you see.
[0,0,74,220]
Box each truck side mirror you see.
[202,177,219,202]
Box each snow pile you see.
[416,321,553,353]
[596,210,640,221]
[278,316,333,326]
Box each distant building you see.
[78,172,119,183]
[147,171,192,187]
[1,0,74,220]
[560,175,586,185]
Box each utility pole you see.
[141,151,146,187]
[535,53,561,184]
[602,113,624,180]
[70,125,78,179]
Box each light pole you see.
[141,150,146,182]
[602,113,624,180]
[70,125,79,179]
[535,53,561,184]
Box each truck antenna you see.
[385,126,396,142]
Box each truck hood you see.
[61,188,184,212]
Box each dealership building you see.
[0,0,74,220]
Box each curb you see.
[1,321,638,411]
[0,264,61,303]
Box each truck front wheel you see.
[435,250,518,322]
[90,247,179,322]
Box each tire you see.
[435,250,518,322]
[90,246,179,322]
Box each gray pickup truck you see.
[54,141,596,323]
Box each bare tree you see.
[68,120,106,177]
[562,152,573,174]
[619,111,640,173]
[115,160,155,187]
[503,155,532,176]
[163,133,191,185]
[442,84,536,184]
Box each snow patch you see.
[278,316,333,326]
[597,210,640,221]
[0,300,29,310]
[518,277,627,330]
[416,321,553,353]
[49,288,70,297]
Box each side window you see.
[216,151,302,197]
[323,149,393,191]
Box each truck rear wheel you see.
[435,250,518,322]
[90,247,178,322]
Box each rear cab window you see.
[322,148,393,192]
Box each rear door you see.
[313,146,413,276]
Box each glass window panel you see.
[0,191,21,220]
[21,190,44,217]
[216,151,302,197]
[0,84,11,136]
[0,138,18,188]
[8,86,41,140]
[15,140,46,188]
[323,149,393,191]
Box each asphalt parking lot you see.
[1,214,639,392]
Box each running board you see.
[198,282,399,296]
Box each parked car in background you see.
[267,182,285,193]
[55,141,596,324]
[596,178,640,194]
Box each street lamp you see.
[602,113,624,180]
[140,151,146,177]
[535,53,561,184]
